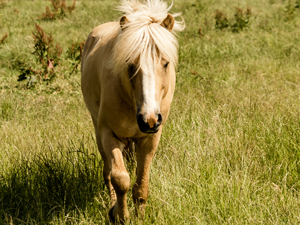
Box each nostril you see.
[137,114,150,132]
[137,114,147,125]
[137,113,162,133]
[137,113,144,121]
[157,113,163,124]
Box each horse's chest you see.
[99,99,139,137]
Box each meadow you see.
[1,0,300,224]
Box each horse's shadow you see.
[0,143,111,224]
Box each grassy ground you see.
[1,0,300,224]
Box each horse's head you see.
[129,57,173,133]
[110,10,184,134]
[120,14,176,134]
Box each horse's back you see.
[81,22,119,120]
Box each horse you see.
[81,0,184,222]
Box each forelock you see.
[109,0,185,76]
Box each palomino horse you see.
[81,0,184,222]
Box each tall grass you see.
[1,0,300,224]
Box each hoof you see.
[109,204,129,224]
[134,199,146,221]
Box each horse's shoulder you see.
[86,22,118,48]
[90,22,119,38]
[82,22,119,66]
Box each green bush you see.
[17,24,62,87]
[40,0,76,20]
[215,7,252,32]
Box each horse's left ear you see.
[120,16,130,31]
[161,14,174,32]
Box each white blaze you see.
[142,72,156,117]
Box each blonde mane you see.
[109,0,185,76]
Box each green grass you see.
[1,0,300,224]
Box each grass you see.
[1,0,300,224]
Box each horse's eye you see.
[128,64,136,78]
[129,64,135,72]
[164,62,169,68]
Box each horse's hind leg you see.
[92,117,117,207]
[123,140,136,175]
[122,139,135,162]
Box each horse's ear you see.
[120,16,130,31]
[161,14,174,32]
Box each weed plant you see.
[32,24,62,79]
[215,7,252,32]
[0,32,7,45]
[67,40,85,75]
[215,10,229,30]
[41,0,76,20]
[231,7,252,32]
[17,24,62,87]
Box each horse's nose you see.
[147,115,157,129]
[137,113,162,133]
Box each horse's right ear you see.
[120,16,130,31]
[161,14,175,32]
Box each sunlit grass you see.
[1,0,300,224]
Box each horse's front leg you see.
[92,117,117,208]
[132,129,162,219]
[101,129,130,222]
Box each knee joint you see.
[111,170,130,194]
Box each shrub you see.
[32,24,62,72]
[231,7,252,32]
[215,10,229,30]
[215,7,252,32]
[17,62,39,88]
[67,40,85,75]
[18,24,62,87]
[285,0,300,21]
[40,0,76,20]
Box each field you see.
[1,0,300,224]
